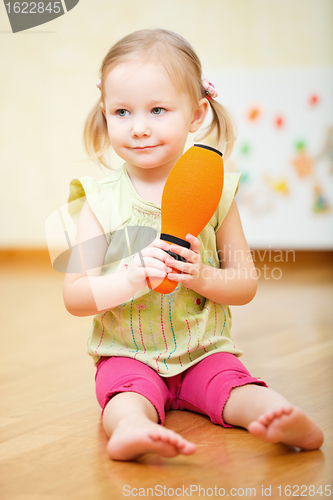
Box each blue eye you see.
[152,107,165,115]
[117,109,129,117]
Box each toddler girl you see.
[63,29,323,461]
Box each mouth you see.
[133,145,158,151]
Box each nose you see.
[131,114,151,138]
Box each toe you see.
[180,441,197,455]
[258,414,269,425]
[165,430,178,443]
[149,431,163,441]
[282,405,293,415]
[248,420,267,438]
[272,407,284,418]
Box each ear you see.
[100,102,106,117]
[189,98,209,133]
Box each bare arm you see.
[197,199,257,304]
[63,201,173,316]
[166,200,258,305]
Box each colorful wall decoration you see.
[205,68,333,249]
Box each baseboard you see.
[0,248,332,268]
[251,249,333,269]
[0,248,52,266]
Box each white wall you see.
[0,0,332,248]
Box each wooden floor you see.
[0,251,332,500]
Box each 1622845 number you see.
[5,2,61,14]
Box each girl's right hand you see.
[127,238,173,291]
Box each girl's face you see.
[100,60,207,174]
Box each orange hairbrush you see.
[147,144,224,294]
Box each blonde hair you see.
[83,29,236,168]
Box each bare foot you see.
[248,405,324,450]
[106,416,197,461]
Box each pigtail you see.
[210,100,237,160]
[83,99,111,169]
[197,98,237,161]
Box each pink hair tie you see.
[202,78,218,101]
[96,78,101,90]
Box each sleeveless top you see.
[68,163,243,376]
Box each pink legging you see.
[95,352,267,427]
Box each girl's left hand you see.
[166,234,204,291]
